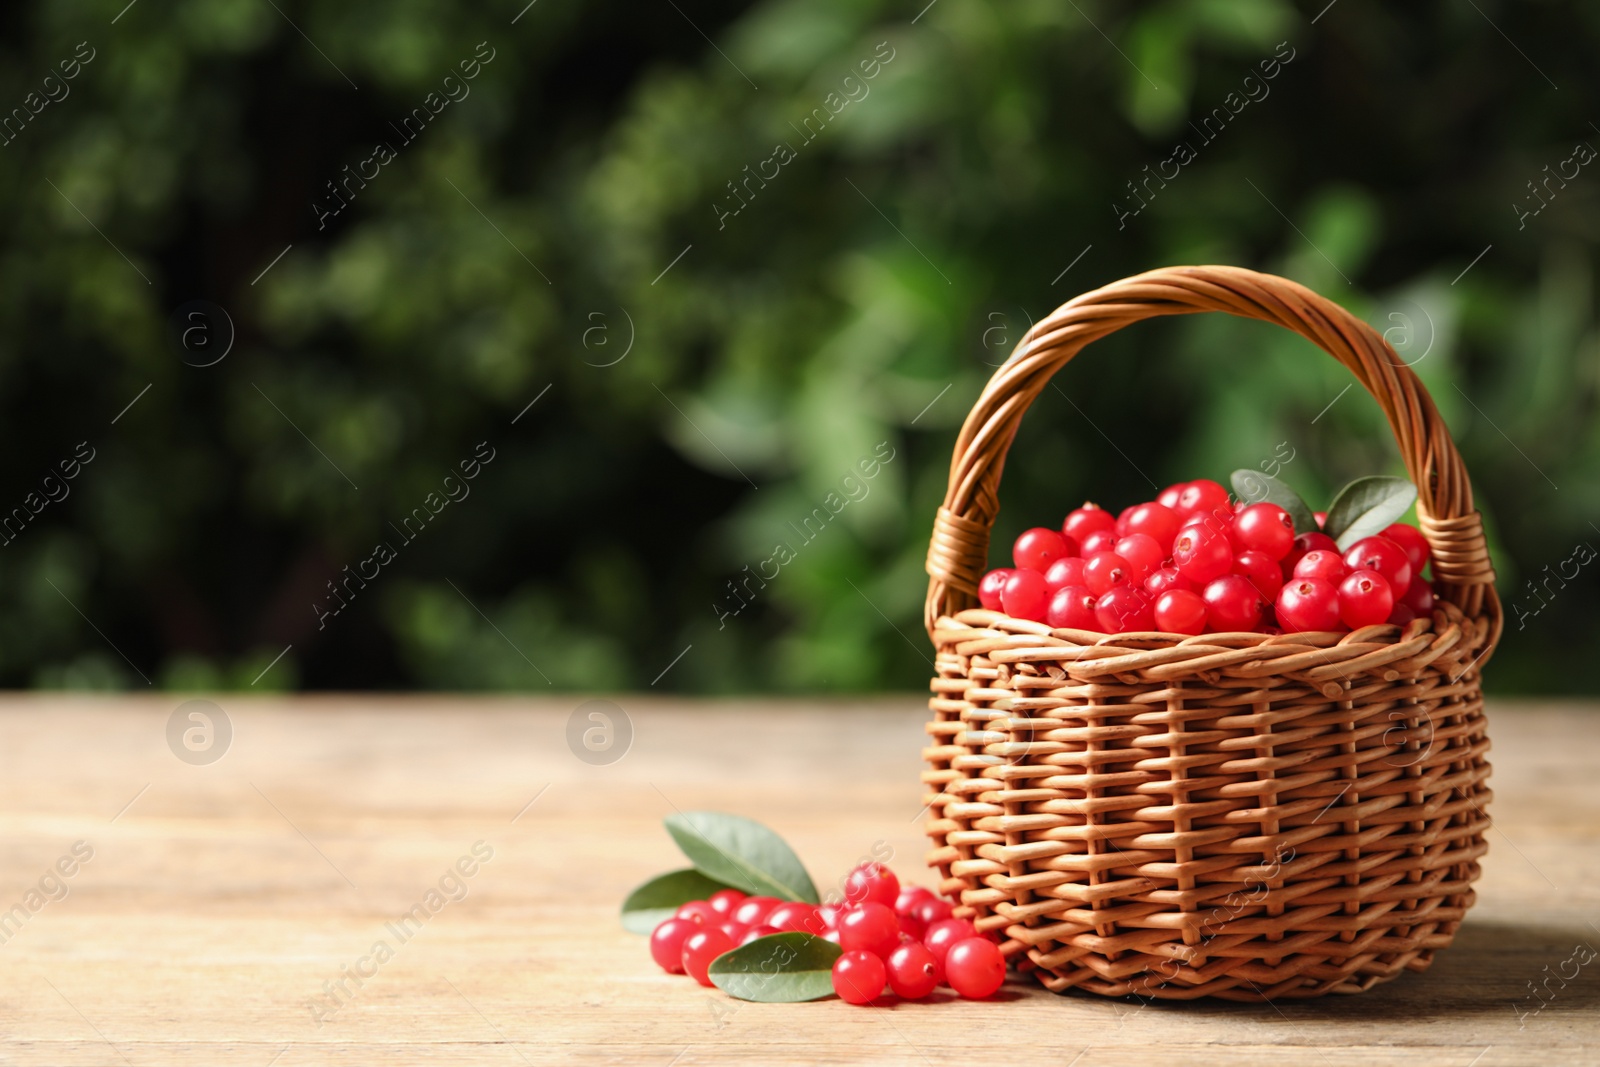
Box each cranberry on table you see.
[1154,588,1207,635]
[1043,556,1086,591]
[1124,501,1182,550]
[718,920,748,942]
[1114,533,1164,581]
[649,917,700,973]
[681,927,735,986]
[1176,478,1230,517]
[945,937,1006,999]
[1276,576,1341,632]
[912,897,954,928]
[1343,535,1412,591]
[838,902,900,958]
[1202,574,1265,632]
[894,886,933,915]
[832,950,887,1005]
[707,888,747,915]
[843,862,900,909]
[1233,549,1284,601]
[1339,569,1395,628]
[978,568,1012,611]
[887,942,943,1000]
[924,918,978,963]
[766,901,824,935]
[1013,527,1072,573]
[1313,510,1328,528]
[1388,604,1417,626]
[1157,482,1187,510]
[675,900,719,925]
[739,923,780,946]
[1063,503,1116,542]
[1114,504,1137,537]
[731,895,781,927]
[1096,585,1153,633]
[1082,551,1132,596]
[1232,502,1294,560]
[1046,585,1099,629]
[1293,549,1347,583]
[1383,522,1432,575]
[1000,568,1050,621]
[1172,524,1232,583]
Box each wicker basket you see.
[921,265,1501,1002]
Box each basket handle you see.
[924,264,1501,640]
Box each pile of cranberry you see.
[649,862,1006,1003]
[978,478,1435,635]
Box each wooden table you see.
[0,695,1596,1065]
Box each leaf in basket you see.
[663,811,819,904]
[620,868,741,934]
[1323,475,1418,550]
[708,932,842,1002]
[1230,469,1317,534]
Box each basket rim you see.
[931,600,1488,696]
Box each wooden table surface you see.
[0,694,1596,1066]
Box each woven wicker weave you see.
[921,265,1501,1002]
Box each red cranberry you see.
[1276,577,1340,632]
[1000,569,1049,621]
[1343,536,1412,592]
[1063,504,1116,543]
[842,862,899,909]
[1202,574,1265,632]
[1233,549,1284,601]
[1096,586,1153,633]
[887,942,943,999]
[1383,522,1432,576]
[832,950,886,1005]
[978,568,1011,611]
[1043,556,1086,591]
[1232,502,1295,560]
[650,917,699,973]
[1046,585,1099,629]
[1154,589,1207,635]
[1013,527,1071,573]
[944,937,1006,998]
[1339,569,1394,629]
[838,903,899,958]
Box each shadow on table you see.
[1052,919,1600,1022]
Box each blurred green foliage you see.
[0,0,1595,693]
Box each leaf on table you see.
[1230,469,1317,535]
[620,868,740,934]
[708,932,842,1002]
[663,811,819,903]
[1324,475,1418,550]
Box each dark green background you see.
[0,0,1592,693]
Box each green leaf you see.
[1324,476,1419,550]
[620,868,740,934]
[663,811,819,904]
[1230,469,1317,535]
[708,932,842,1002]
